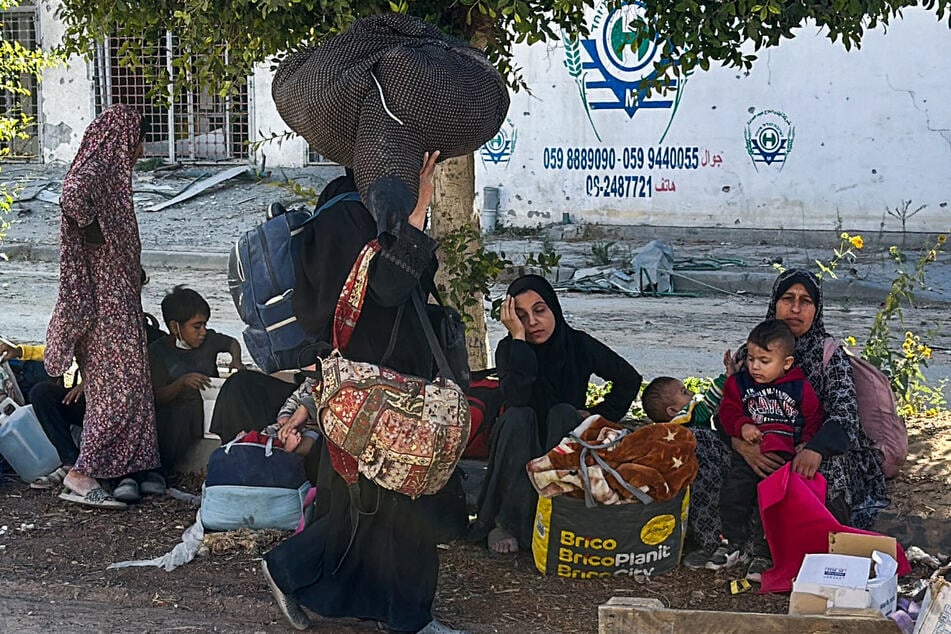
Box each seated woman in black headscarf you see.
[470,275,642,554]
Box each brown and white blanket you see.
[526,416,698,505]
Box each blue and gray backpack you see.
[227,191,359,372]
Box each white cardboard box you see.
[790,550,898,616]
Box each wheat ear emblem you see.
[563,34,602,142]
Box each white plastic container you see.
[201,377,227,438]
[0,397,61,483]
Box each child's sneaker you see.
[705,540,744,570]
[745,556,772,583]
[682,547,714,570]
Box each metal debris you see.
[146,165,251,212]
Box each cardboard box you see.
[913,571,951,634]
[829,532,898,561]
[789,550,898,617]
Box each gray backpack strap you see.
[570,430,655,507]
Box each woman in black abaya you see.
[261,153,466,634]
[470,275,643,554]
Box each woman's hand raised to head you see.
[723,349,739,377]
[731,436,786,478]
[408,150,440,230]
[500,295,526,340]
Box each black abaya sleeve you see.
[583,333,642,422]
[294,198,438,339]
[366,224,438,307]
[495,337,538,408]
[293,185,385,340]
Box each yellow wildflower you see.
[849,235,864,250]
[840,232,849,240]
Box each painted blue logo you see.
[745,109,795,171]
[480,118,517,168]
[564,1,685,142]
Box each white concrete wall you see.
[475,5,951,232]
[250,61,308,168]
[28,2,951,232]
[36,0,94,163]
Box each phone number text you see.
[543,146,702,171]
[585,175,652,198]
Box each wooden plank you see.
[598,597,901,634]
[146,165,249,212]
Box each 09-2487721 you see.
[585,174,652,198]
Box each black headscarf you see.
[499,275,593,417]
[765,268,828,375]
[292,172,368,339]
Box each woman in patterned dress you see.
[684,268,889,567]
[44,105,159,509]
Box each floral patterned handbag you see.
[316,241,471,498]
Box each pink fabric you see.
[758,462,910,594]
[296,487,318,534]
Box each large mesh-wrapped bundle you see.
[273,14,510,234]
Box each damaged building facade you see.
[5,1,950,232]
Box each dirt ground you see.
[1,162,949,630]
[0,412,946,633]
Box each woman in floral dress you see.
[45,105,159,509]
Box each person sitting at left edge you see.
[1,336,51,404]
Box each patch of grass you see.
[589,240,616,266]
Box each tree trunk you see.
[430,152,489,371]
[429,26,497,372]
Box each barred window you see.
[93,34,250,163]
[1,0,40,160]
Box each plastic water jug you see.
[0,397,61,483]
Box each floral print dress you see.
[45,105,160,479]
